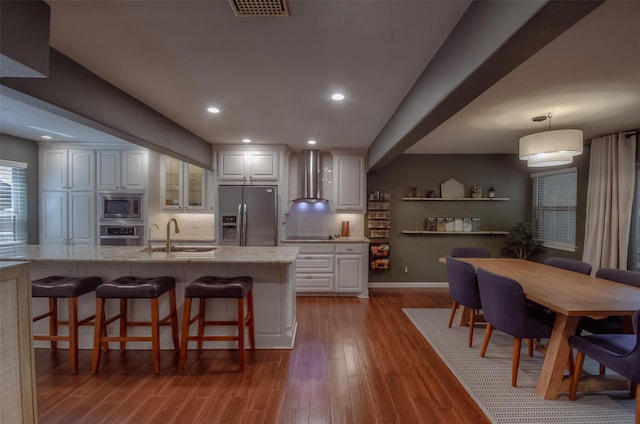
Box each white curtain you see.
[582,133,637,271]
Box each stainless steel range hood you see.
[293,150,328,202]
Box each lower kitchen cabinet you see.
[294,244,335,292]
[335,244,366,293]
[292,243,368,297]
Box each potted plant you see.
[502,222,544,259]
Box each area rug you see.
[403,308,635,424]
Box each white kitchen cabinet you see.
[40,191,95,245]
[98,149,147,191]
[217,150,279,182]
[290,243,368,297]
[41,149,95,191]
[335,244,367,293]
[292,244,335,293]
[333,154,366,212]
[160,155,208,212]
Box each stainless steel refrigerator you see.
[217,185,278,246]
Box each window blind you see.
[0,160,28,246]
[532,167,577,251]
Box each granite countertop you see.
[0,260,30,270]
[281,236,370,244]
[0,245,300,264]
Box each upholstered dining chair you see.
[476,267,555,387]
[568,309,640,423]
[446,257,483,348]
[451,247,490,258]
[544,257,592,275]
[579,268,640,336]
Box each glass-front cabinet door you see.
[161,156,208,212]
[185,163,206,211]
[162,156,182,210]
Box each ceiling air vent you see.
[228,0,289,17]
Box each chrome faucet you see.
[166,218,180,253]
[146,224,159,252]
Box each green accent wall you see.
[367,152,590,283]
[0,134,39,244]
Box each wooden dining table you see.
[448,257,640,399]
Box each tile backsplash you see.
[285,202,363,239]
[148,212,215,242]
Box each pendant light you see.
[519,113,583,167]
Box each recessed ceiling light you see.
[307,139,317,145]
[331,93,345,101]
[207,106,220,114]
[41,135,53,140]
[242,138,252,143]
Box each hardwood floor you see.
[35,288,490,423]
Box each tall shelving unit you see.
[368,193,391,270]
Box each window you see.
[0,160,28,246]
[532,167,577,252]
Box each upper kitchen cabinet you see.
[160,155,209,212]
[333,153,366,212]
[40,149,95,191]
[97,149,148,191]
[217,148,280,183]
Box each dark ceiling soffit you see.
[0,0,50,78]
[0,48,213,169]
[367,0,605,172]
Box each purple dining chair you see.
[446,257,483,348]
[579,268,640,336]
[451,247,490,258]
[569,309,640,423]
[476,267,555,387]
[544,257,592,275]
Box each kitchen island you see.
[0,244,299,350]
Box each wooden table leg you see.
[536,314,579,399]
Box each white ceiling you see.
[1,1,639,158]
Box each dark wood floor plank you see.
[34,288,491,424]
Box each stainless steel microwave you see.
[99,193,143,220]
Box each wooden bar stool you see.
[178,276,255,372]
[31,275,103,373]
[91,276,179,374]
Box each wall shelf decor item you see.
[440,177,465,198]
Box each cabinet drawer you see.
[336,244,365,254]
[297,244,335,254]
[295,254,334,273]
[295,274,335,291]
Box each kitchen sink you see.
[144,246,217,253]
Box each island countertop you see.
[0,244,300,264]
[281,236,370,244]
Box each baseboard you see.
[368,282,449,289]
